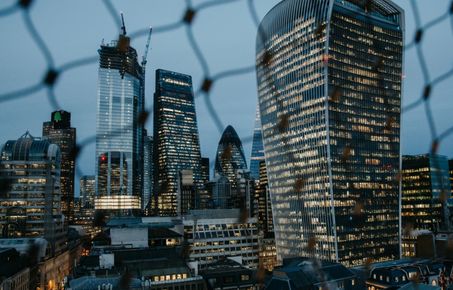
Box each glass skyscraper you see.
[256,0,404,266]
[153,69,202,216]
[42,110,76,223]
[250,106,265,181]
[214,125,247,184]
[401,154,451,256]
[95,30,145,209]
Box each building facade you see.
[199,157,211,209]
[182,209,259,270]
[153,69,202,216]
[250,107,265,181]
[208,176,232,209]
[0,132,65,255]
[214,125,247,187]
[80,175,95,209]
[42,110,76,224]
[401,154,451,257]
[95,29,145,210]
[143,134,154,212]
[256,0,404,266]
[256,161,273,236]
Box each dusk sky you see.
[0,0,452,195]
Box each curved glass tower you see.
[256,0,404,266]
[214,125,247,184]
[250,106,265,181]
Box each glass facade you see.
[153,69,202,216]
[256,161,273,236]
[80,175,95,209]
[401,154,451,256]
[256,0,404,266]
[95,34,145,206]
[42,110,76,223]
[250,106,265,181]
[0,132,65,254]
[214,125,247,187]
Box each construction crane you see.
[120,12,127,35]
[142,27,153,68]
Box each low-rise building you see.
[182,209,259,270]
[266,258,360,290]
[200,258,258,290]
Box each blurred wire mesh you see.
[0,0,452,178]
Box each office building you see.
[256,0,404,266]
[401,154,451,257]
[143,134,154,212]
[256,161,273,236]
[42,110,76,223]
[214,125,247,187]
[80,175,95,209]
[208,175,232,209]
[235,169,254,214]
[201,157,210,184]
[0,132,65,254]
[182,209,259,270]
[153,69,202,216]
[178,169,196,215]
[250,106,265,181]
[95,22,145,210]
[199,157,211,209]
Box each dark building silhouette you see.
[143,133,154,213]
[153,69,202,216]
[43,110,76,223]
[256,0,404,266]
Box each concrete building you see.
[182,209,259,270]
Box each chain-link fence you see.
[0,0,452,179]
[1,0,453,286]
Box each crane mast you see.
[142,27,153,68]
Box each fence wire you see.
[1,0,453,285]
[0,0,452,178]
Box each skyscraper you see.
[95,23,144,211]
[214,125,247,185]
[0,132,65,254]
[250,106,265,181]
[256,0,404,266]
[143,133,154,212]
[80,175,95,209]
[153,69,202,216]
[42,110,76,223]
[401,154,451,256]
[199,157,211,209]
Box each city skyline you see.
[0,1,452,196]
[1,1,453,288]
